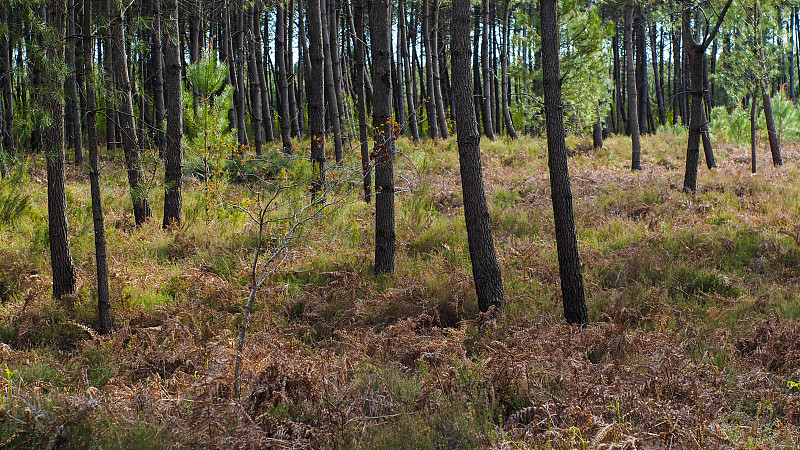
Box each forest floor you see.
[1,129,800,448]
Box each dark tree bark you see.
[452,0,504,312]
[353,0,371,201]
[422,0,438,138]
[111,2,152,225]
[103,0,116,154]
[188,0,202,111]
[672,24,683,126]
[287,0,300,138]
[247,9,263,156]
[625,0,642,170]
[43,1,77,301]
[593,101,603,148]
[480,0,494,140]
[791,8,797,102]
[540,0,587,325]
[83,0,112,333]
[308,0,326,191]
[163,0,183,227]
[682,0,731,193]
[634,12,649,135]
[500,0,517,139]
[649,20,667,126]
[255,4,275,144]
[750,94,758,174]
[762,88,782,166]
[151,0,166,152]
[399,0,420,142]
[276,5,293,154]
[329,1,350,143]
[430,0,450,138]
[370,0,396,275]
[472,8,482,131]
[66,0,83,165]
[613,30,623,134]
[322,0,344,162]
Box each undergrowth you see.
[0,130,799,448]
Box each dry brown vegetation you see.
[1,130,800,448]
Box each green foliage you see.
[0,162,30,226]
[710,91,800,145]
[510,2,611,134]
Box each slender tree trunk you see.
[103,0,116,153]
[399,0,420,142]
[649,21,667,126]
[189,0,202,111]
[353,0,370,201]
[672,25,683,126]
[84,0,112,333]
[287,0,300,137]
[308,0,326,191]
[151,0,166,153]
[276,4,293,154]
[472,8,482,132]
[112,2,152,225]
[163,0,183,226]
[246,10,263,156]
[423,0,438,138]
[329,1,349,143]
[480,0,494,140]
[66,0,83,165]
[370,0,396,275]
[634,13,649,135]
[322,0,344,162]
[452,0,504,312]
[625,0,642,170]
[431,0,450,138]
[540,0,587,325]
[750,93,758,173]
[255,5,275,144]
[613,30,623,134]
[501,0,517,139]
[43,2,77,301]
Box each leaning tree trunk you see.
[353,0,371,201]
[625,0,642,170]
[111,3,152,225]
[762,86,783,166]
[452,0,505,312]
[43,1,77,301]
[83,0,112,333]
[541,0,587,325]
[163,0,183,227]
[370,0,396,275]
[308,0,326,192]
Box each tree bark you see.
[634,12,649,135]
[66,0,83,165]
[163,0,183,227]
[422,0,438,138]
[540,0,587,326]
[255,4,275,144]
[750,94,757,174]
[430,0,450,138]
[150,0,166,153]
[649,20,667,126]
[0,2,13,159]
[370,0,396,275]
[480,0,494,140]
[399,0,420,143]
[308,0,326,191]
[276,4,293,154]
[353,0,371,201]
[43,1,77,301]
[625,0,642,170]
[501,0,517,139]
[322,0,344,162]
[83,0,112,333]
[452,0,504,312]
[287,0,300,137]
[111,2,152,225]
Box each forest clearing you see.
[1,131,800,448]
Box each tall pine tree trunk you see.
[308,0,326,191]
[352,0,370,201]
[422,0,438,138]
[399,0,420,142]
[452,0,505,312]
[66,0,83,165]
[43,1,77,300]
[480,0,494,140]
[163,0,183,226]
[0,2,13,159]
[430,0,450,138]
[83,0,112,333]
[370,0,396,275]
[625,0,642,170]
[322,0,344,162]
[500,0,517,139]
[111,1,152,225]
[276,4,293,154]
[649,20,667,126]
[541,0,587,325]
